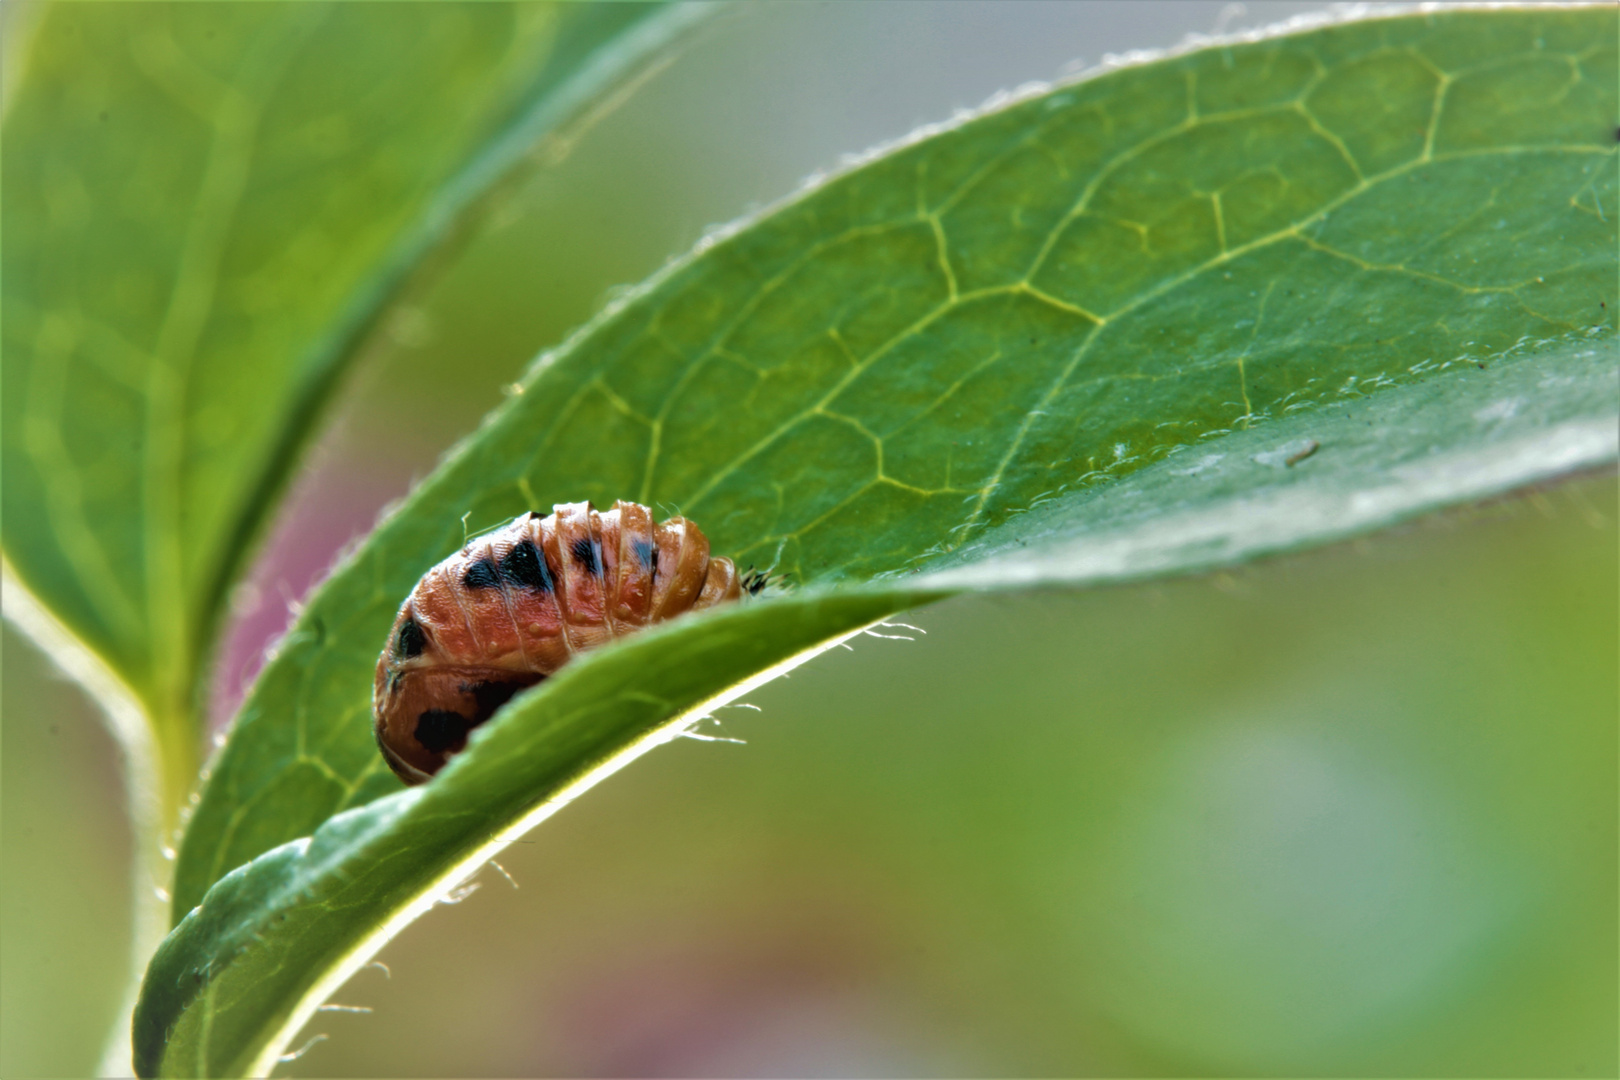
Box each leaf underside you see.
[141,8,1615,1076]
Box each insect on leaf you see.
[143,8,1616,1075]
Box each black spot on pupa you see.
[632,539,657,571]
[414,709,470,754]
[460,677,541,723]
[394,617,427,660]
[742,567,771,596]
[461,557,500,590]
[570,537,602,575]
[501,539,553,592]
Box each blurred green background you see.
[3,3,1614,1075]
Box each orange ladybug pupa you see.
[374,500,755,784]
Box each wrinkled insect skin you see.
[374,500,747,785]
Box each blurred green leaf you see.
[147,7,1615,1075]
[0,0,691,814]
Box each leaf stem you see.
[0,564,198,1077]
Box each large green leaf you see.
[146,7,1615,1075]
[0,0,692,816]
[138,589,913,1078]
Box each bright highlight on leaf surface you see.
[23,5,1615,1076]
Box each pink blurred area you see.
[208,427,420,732]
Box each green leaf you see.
[0,0,693,818]
[912,337,1616,589]
[136,590,912,1078]
[149,7,1615,1075]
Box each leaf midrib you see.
[130,13,328,716]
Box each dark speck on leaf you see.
[1284,440,1320,467]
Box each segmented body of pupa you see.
[374,500,746,784]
